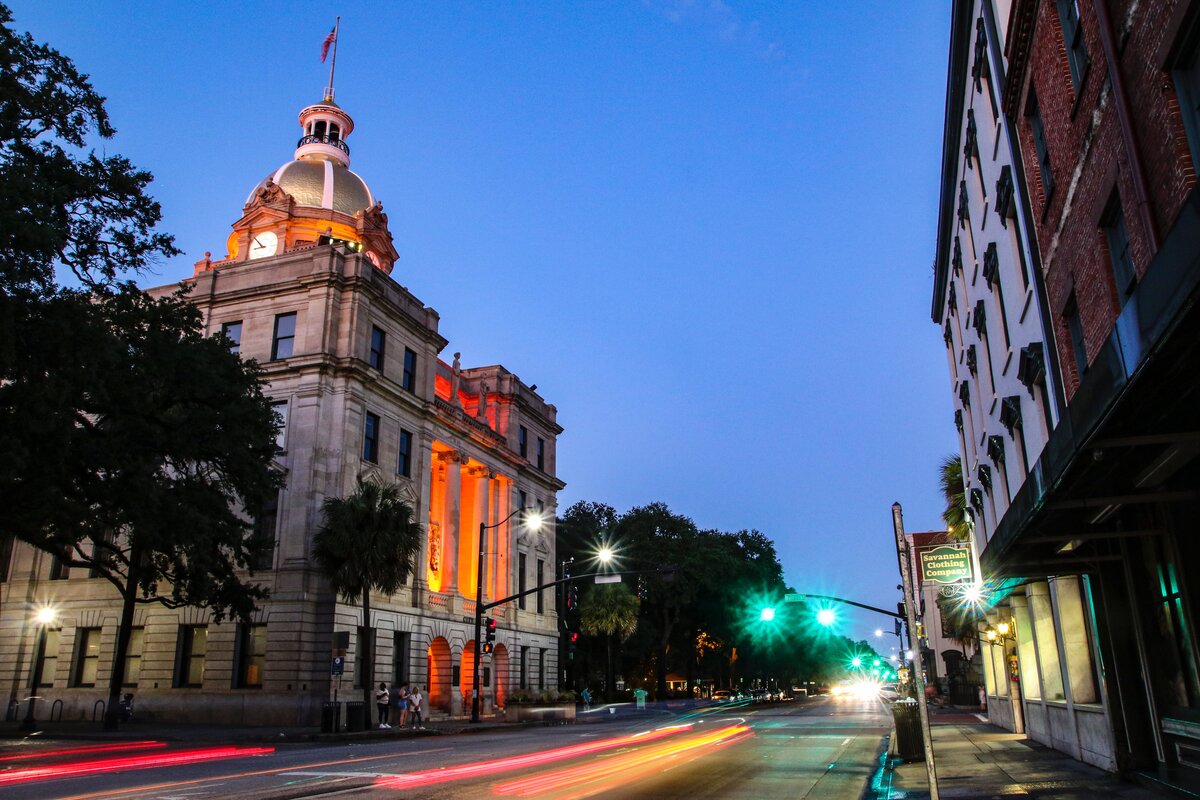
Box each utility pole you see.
[893,502,940,800]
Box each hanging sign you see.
[918,545,972,584]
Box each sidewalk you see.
[884,717,1172,799]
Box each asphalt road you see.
[3,694,894,800]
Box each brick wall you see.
[1013,0,1195,399]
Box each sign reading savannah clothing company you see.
[918,545,972,584]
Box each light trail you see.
[0,741,167,763]
[373,726,693,791]
[0,745,275,787]
[493,724,753,798]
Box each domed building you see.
[1,88,565,727]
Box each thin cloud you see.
[644,0,788,62]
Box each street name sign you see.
[595,575,622,584]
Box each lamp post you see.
[22,606,56,732]
[472,507,540,723]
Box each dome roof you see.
[247,159,374,216]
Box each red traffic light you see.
[569,632,579,643]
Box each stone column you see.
[441,452,461,592]
[474,468,491,601]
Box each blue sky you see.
[12,1,955,644]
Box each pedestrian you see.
[580,687,592,711]
[396,684,410,728]
[978,684,986,712]
[409,685,424,729]
[376,682,391,728]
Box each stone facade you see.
[0,93,565,726]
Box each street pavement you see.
[0,695,1180,799]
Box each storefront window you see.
[1030,582,1066,700]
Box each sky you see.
[10,1,956,647]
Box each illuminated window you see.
[175,625,207,688]
[124,627,144,687]
[363,412,380,463]
[369,326,386,371]
[236,624,267,689]
[271,312,297,360]
[34,628,60,688]
[221,321,242,355]
[402,348,417,392]
[72,627,102,687]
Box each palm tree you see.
[939,454,970,541]
[580,584,639,701]
[314,477,422,727]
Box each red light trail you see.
[0,744,275,787]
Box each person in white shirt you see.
[375,682,391,728]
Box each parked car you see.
[711,690,733,702]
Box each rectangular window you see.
[518,553,527,610]
[1066,298,1087,379]
[520,647,528,689]
[1056,0,1089,92]
[1029,93,1055,203]
[398,428,413,478]
[1172,34,1200,169]
[401,348,417,392]
[124,627,144,687]
[48,551,69,580]
[271,400,289,451]
[221,321,243,355]
[72,627,102,687]
[236,624,267,688]
[363,412,380,463]
[0,536,12,582]
[271,312,297,360]
[537,559,545,614]
[251,491,278,571]
[34,628,60,688]
[393,631,411,687]
[518,426,528,458]
[538,648,546,690]
[518,490,527,513]
[175,625,207,688]
[536,438,545,471]
[369,326,386,371]
[1102,194,1136,304]
[355,626,371,689]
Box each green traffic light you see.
[851,656,862,668]
[873,659,881,667]
[760,607,776,622]
[816,608,836,626]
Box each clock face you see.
[366,250,382,269]
[249,231,279,259]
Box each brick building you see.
[934,0,1200,792]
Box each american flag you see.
[320,25,337,63]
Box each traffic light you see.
[816,608,836,627]
[567,581,579,611]
[567,631,579,660]
[483,617,497,654]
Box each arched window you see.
[314,120,327,138]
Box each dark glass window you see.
[519,426,528,458]
[520,647,528,689]
[369,326,386,371]
[402,348,417,392]
[1066,298,1087,379]
[538,648,546,690]
[49,552,69,580]
[251,491,278,571]
[355,626,372,689]
[537,559,545,614]
[363,412,380,463]
[1029,93,1055,202]
[72,627,102,687]
[398,428,413,477]
[271,312,297,360]
[1056,0,1089,92]
[1102,193,1136,304]
[519,490,527,513]
[1172,34,1200,168]
[175,625,207,688]
[221,321,243,355]
[518,553,527,610]
[0,536,12,582]
[271,400,288,451]
[536,438,545,471]
[236,624,266,688]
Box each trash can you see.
[345,701,367,732]
[891,698,924,762]
[321,701,342,733]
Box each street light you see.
[597,545,614,564]
[472,507,542,723]
[817,608,836,627]
[760,607,776,622]
[22,605,57,732]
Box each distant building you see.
[0,89,564,725]
[934,0,1200,790]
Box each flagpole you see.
[326,17,341,101]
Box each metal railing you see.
[296,134,350,156]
